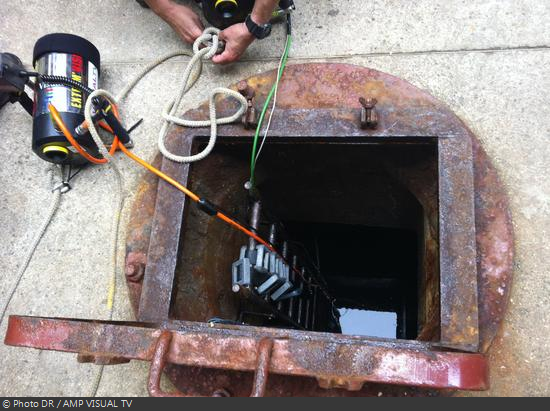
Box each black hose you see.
[286,13,292,35]
[37,74,94,94]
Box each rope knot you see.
[193,28,222,60]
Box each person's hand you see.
[156,2,204,44]
[212,23,255,64]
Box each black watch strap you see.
[245,15,272,40]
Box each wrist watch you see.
[245,14,272,39]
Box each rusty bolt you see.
[237,80,254,100]
[238,81,258,130]
[359,97,379,130]
[125,262,145,283]
[243,107,258,130]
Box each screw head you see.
[237,80,253,99]
[359,97,378,109]
[125,264,136,276]
[237,80,248,92]
[125,262,145,283]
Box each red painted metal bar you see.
[250,338,274,397]
[148,331,275,397]
[5,316,489,391]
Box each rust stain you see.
[4,63,514,397]
[121,63,513,395]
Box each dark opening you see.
[173,138,439,341]
[283,222,419,339]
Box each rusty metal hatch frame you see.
[138,92,479,353]
[4,64,514,396]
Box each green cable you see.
[249,34,292,186]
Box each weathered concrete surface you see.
[0,0,549,396]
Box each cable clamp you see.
[197,198,218,216]
[52,181,71,194]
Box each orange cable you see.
[118,144,275,251]
[48,104,119,163]
[83,119,115,134]
[215,211,275,252]
[49,104,276,254]
[117,144,200,202]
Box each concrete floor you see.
[0,0,549,397]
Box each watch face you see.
[263,25,272,38]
